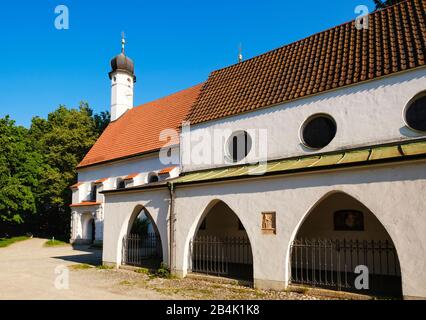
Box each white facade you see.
[98,67,426,299]
[70,149,180,245]
[110,71,134,122]
[181,68,426,172]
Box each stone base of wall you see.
[254,278,287,291]
[172,269,185,279]
[103,261,118,268]
[403,295,426,300]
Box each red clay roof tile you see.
[159,166,177,175]
[69,201,101,207]
[78,83,203,168]
[70,182,83,189]
[94,178,108,184]
[124,173,139,180]
[185,0,426,125]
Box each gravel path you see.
[0,238,166,300]
[0,238,322,300]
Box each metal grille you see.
[190,236,253,280]
[290,239,402,296]
[122,233,162,267]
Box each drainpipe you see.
[167,182,176,273]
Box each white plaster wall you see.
[173,160,426,298]
[181,68,426,172]
[102,189,170,267]
[78,149,179,183]
[111,71,134,122]
[76,148,179,195]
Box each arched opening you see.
[190,200,253,282]
[122,206,163,270]
[147,172,159,184]
[81,212,95,244]
[290,192,402,297]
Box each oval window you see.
[227,131,252,163]
[301,114,337,149]
[405,94,426,132]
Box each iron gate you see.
[190,236,253,280]
[122,233,162,268]
[290,239,402,296]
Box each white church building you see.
[70,0,426,299]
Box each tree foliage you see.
[0,117,44,224]
[0,104,109,238]
[373,0,405,10]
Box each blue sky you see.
[0,0,376,127]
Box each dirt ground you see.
[0,238,323,300]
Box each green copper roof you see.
[172,139,426,186]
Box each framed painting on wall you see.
[334,210,364,231]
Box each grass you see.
[69,264,94,270]
[0,236,29,248]
[96,265,115,270]
[135,267,150,274]
[44,239,69,247]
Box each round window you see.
[301,114,337,149]
[405,94,426,132]
[227,131,252,163]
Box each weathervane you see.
[238,43,243,63]
[121,31,126,54]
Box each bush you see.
[156,263,172,279]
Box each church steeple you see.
[109,33,136,121]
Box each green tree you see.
[373,0,405,10]
[28,103,108,238]
[0,116,44,226]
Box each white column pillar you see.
[70,211,78,242]
[94,206,104,244]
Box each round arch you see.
[184,199,254,281]
[286,190,402,297]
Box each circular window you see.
[405,93,426,132]
[227,131,252,163]
[301,114,337,149]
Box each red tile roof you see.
[159,166,177,175]
[124,173,139,180]
[70,182,83,189]
[94,178,108,184]
[186,0,426,125]
[70,201,101,207]
[78,83,203,168]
